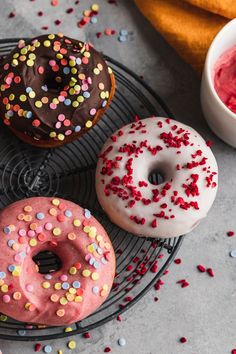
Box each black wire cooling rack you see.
[0,38,183,341]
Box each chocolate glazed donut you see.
[0,34,115,147]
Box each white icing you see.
[96,117,218,238]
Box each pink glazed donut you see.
[0,197,115,326]
[96,117,218,238]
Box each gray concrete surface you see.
[0,0,235,353]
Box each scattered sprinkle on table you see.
[104,347,111,353]
[120,29,128,36]
[118,337,126,346]
[67,340,76,349]
[66,8,74,14]
[180,337,187,343]
[230,250,236,258]
[83,332,91,338]
[197,264,206,272]
[35,343,42,352]
[207,268,214,277]
[8,11,16,18]
[43,345,52,353]
[150,262,158,273]
[174,258,182,264]
[118,35,127,42]
[227,230,235,237]
[64,326,72,333]
[177,279,189,288]
[54,19,61,26]
[51,0,58,6]
[118,29,129,42]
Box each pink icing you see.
[214,45,236,113]
[0,197,115,326]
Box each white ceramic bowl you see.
[201,18,236,148]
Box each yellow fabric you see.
[135,0,233,72]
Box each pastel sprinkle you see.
[56,309,65,317]
[43,41,51,47]
[42,282,50,289]
[73,219,81,227]
[43,345,52,353]
[65,209,72,217]
[17,329,26,336]
[67,341,76,349]
[52,199,60,206]
[72,281,80,288]
[44,222,52,231]
[64,327,72,333]
[92,286,99,294]
[118,337,126,346]
[3,295,10,303]
[82,269,91,277]
[36,212,45,220]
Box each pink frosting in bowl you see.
[214,45,236,114]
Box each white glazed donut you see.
[95,117,218,238]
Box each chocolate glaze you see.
[0,34,113,144]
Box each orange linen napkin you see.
[135,0,235,73]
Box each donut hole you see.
[44,74,65,93]
[32,250,62,274]
[148,169,165,185]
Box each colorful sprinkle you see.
[43,345,52,353]
[67,340,76,349]
[118,337,126,346]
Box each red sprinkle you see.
[174,258,182,264]
[181,281,189,288]
[231,350,236,354]
[55,19,61,25]
[180,337,187,343]
[83,332,91,339]
[150,262,158,273]
[66,8,74,13]
[124,296,133,302]
[126,265,133,271]
[104,347,111,353]
[197,264,206,273]
[9,12,16,18]
[96,32,102,38]
[227,231,235,237]
[154,279,164,290]
[37,11,43,16]
[206,140,213,147]
[207,268,214,277]
[117,315,121,321]
[34,343,42,352]
[41,26,49,30]
[151,219,157,228]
